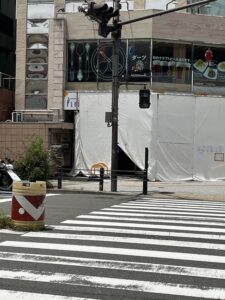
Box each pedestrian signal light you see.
[139,89,151,109]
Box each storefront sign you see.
[64,90,79,110]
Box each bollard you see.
[57,167,62,189]
[11,181,46,230]
[143,147,149,195]
[99,167,104,191]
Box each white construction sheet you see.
[74,93,112,175]
[118,92,156,180]
[73,91,225,181]
[155,94,195,181]
[193,96,225,180]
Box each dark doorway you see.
[118,147,141,176]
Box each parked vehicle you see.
[0,158,14,191]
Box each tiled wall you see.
[0,123,49,160]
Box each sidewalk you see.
[49,177,225,201]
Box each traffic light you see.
[86,2,118,24]
[84,1,119,37]
[139,89,151,109]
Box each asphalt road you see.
[1,192,225,299]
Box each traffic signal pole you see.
[111,0,120,192]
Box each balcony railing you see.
[0,72,15,90]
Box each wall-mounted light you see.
[166,0,177,11]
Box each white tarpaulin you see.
[73,91,225,181]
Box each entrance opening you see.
[118,147,141,176]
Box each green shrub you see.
[0,214,11,229]
[14,136,54,182]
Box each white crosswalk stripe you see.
[0,289,96,300]
[0,193,60,203]
[1,196,225,299]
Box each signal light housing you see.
[139,89,151,109]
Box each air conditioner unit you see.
[12,112,23,122]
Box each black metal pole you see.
[143,147,149,195]
[99,167,104,191]
[57,166,62,189]
[111,0,121,192]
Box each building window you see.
[67,40,148,83]
[25,25,49,108]
[27,0,54,19]
[67,40,126,82]
[152,41,192,86]
[127,40,150,82]
[193,45,225,95]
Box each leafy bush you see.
[14,136,54,182]
[0,214,11,229]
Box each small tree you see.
[14,136,51,182]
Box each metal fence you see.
[0,72,14,90]
[55,167,148,194]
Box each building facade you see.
[1,0,225,176]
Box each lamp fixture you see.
[166,0,177,11]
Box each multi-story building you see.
[1,0,225,180]
[0,0,15,122]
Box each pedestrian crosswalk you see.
[1,196,225,299]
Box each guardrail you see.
[55,167,149,194]
[55,148,149,194]
[0,72,14,90]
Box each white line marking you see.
[139,198,225,205]
[61,219,225,233]
[102,207,225,217]
[77,214,225,227]
[136,198,225,206]
[53,225,225,241]
[0,269,225,299]
[90,210,225,221]
[23,231,225,251]
[113,204,225,214]
[0,229,25,235]
[0,198,11,203]
[2,241,225,264]
[0,289,97,300]
[0,193,59,203]
[130,201,225,210]
[1,251,225,280]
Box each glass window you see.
[27,34,48,49]
[27,19,49,34]
[27,3,54,19]
[25,79,48,94]
[187,0,225,17]
[97,41,126,81]
[68,41,97,82]
[193,45,225,95]
[27,49,48,63]
[25,95,47,109]
[152,41,192,85]
[26,64,48,79]
[67,41,126,82]
[127,40,150,82]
